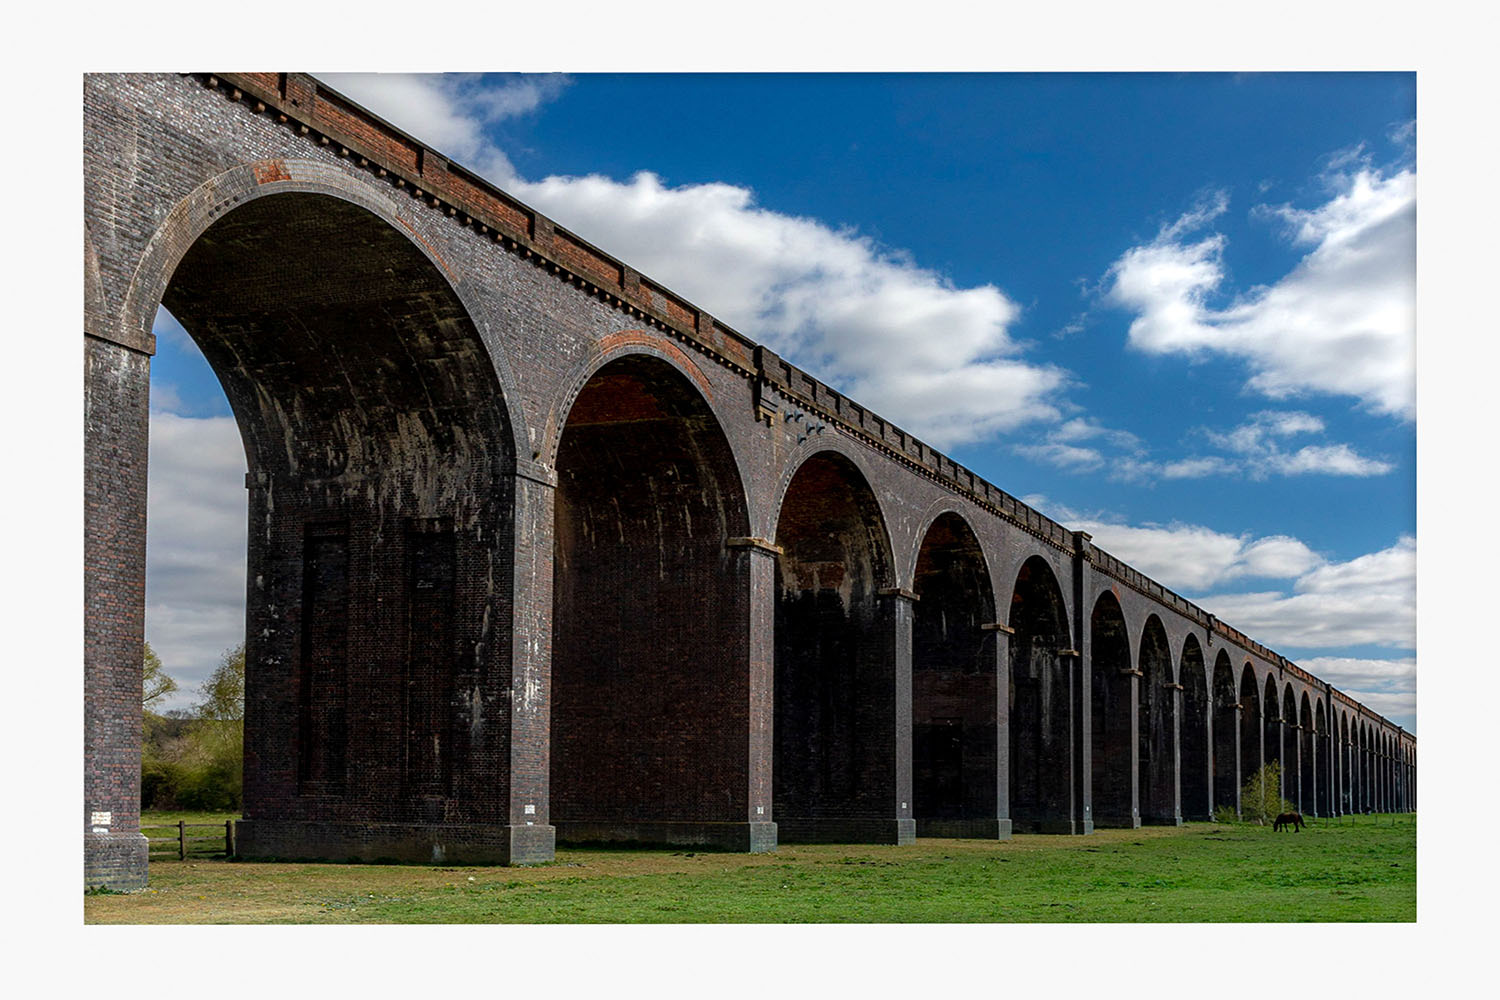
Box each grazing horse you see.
[1273,812,1304,832]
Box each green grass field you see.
[86,812,1414,923]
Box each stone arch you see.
[911,511,1001,837]
[1382,732,1392,812]
[766,434,891,541]
[1283,683,1298,809]
[1179,633,1210,821]
[1008,554,1074,832]
[1315,700,1330,817]
[1299,692,1315,816]
[1138,615,1177,825]
[120,158,529,459]
[550,351,753,845]
[153,184,521,857]
[1212,650,1238,815]
[772,449,905,843]
[538,331,725,472]
[1361,722,1372,812]
[1339,711,1352,814]
[1263,676,1283,778]
[1091,591,1134,827]
[1239,664,1262,803]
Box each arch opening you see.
[1263,677,1282,778]
[773,451,903,843]
[1315,701,1329,817]
[1090,592,1135,827]
[1212,652,1238,815]
[1339,713,1351,814]
[1299,693,1315,816]
[911,513,1000,837]
[1239,665,1262,814]
[551,353,751,843]
[1138,616,1176,825]
[1282,684,1298,809]
[159,191,517,856]
[1179,635,1211,821]
[1008,556,1073,833]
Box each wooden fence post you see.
[226,820,236,858]
[178,820,186,860]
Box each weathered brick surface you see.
[84,336,152,888]
[82,73,1413,886]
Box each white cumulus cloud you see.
[1191,536,1416,651]
[1106,157,1415,419]
[318,74,1070,450]
[1027,499,1413,653]
[1023,408,1392,482]
[144,410,248,711]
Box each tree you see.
[196,642,244,722]
[1238,762,1295,825]
[184,642,245,809]
[140,641,246,812]
[142,642,177,709]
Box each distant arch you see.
[1138,615,1176,825]
[1008,555,1074,832]
[1239,665,1262,810]
[1091,592,1134,827]
[773,449,901,842]
[1212,651,1238,816]
[911,511,1000,837]
[1178,634,1211,821]
[1299,693,1315,815]
[1263,677,1283,778]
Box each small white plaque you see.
[91,811,112,827]
[524,804,536,815]
[756,805,764,816]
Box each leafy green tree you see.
[196,642,245,722]
[1238,762,1295,824]
[142,642,177,709]
[182,642,245,809]
[141,643,183,808]
[140,641,246,811]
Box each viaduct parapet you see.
[83,73,1416,888]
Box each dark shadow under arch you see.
[1138,616,1177,825]
[911,513,1001,837]
[1299,693,1315,815]
[773,451,906,843]
[1009,556,1074,833]
[1212,652,1238,815]
[161,191,518,853]
[1179,635,1210,821]
[551,352,753,843]
[1315,701,1330,816]
[1239,665,1262,807]
[1091,592,1134,827]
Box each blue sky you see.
[147,72,1416,729]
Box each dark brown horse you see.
[1273,812,1304,832]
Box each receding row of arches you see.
[545,351,1415,837]
[141,188,1409,863]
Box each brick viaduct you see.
[83,73,1417,888]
